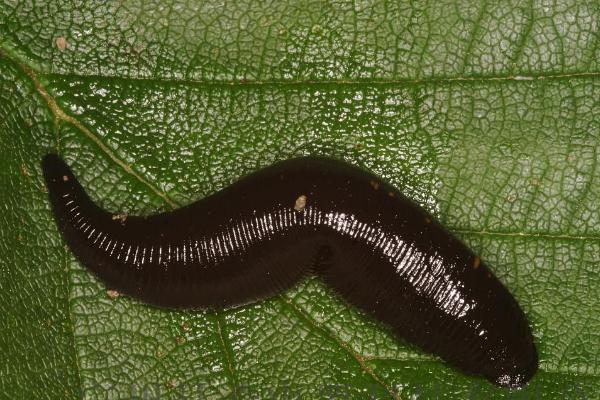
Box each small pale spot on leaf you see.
[20,164,30,177]
[167,379,178,389]
[55,36,67,51]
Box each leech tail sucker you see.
[42,153,538,388]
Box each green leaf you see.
[1,1,599,398]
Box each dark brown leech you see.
[42,154,537,388]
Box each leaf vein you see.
[38,70,600,88]
[453,228,600,242]
[215,314,239,398]
[279,295,401,400]
[64,249,84,398]
[0,46,177,209]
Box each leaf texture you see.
[0,1,599,399]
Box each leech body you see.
[42,154,537,388]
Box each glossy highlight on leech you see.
[42,153,538,388]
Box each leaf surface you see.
[1,1,599,398]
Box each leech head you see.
[42,154,96,230]
[42,153,75,191]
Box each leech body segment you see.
[42,154,537,388]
